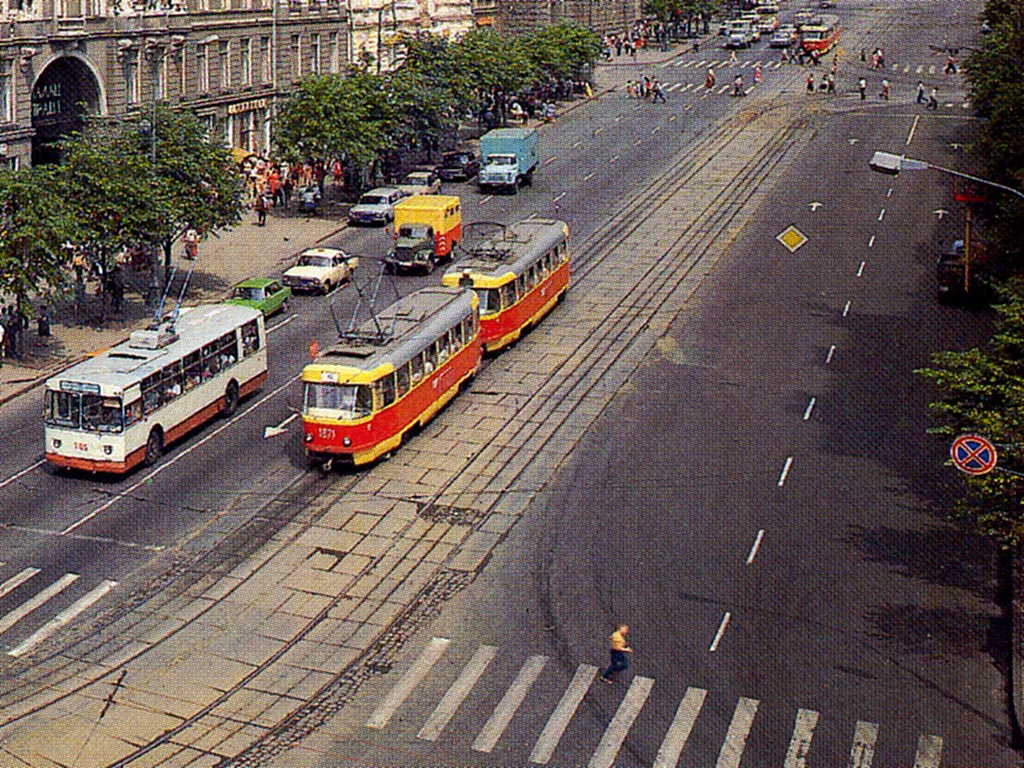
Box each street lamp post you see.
[869,151,1024,297]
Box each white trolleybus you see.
[44,304,268,474]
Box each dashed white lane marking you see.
[0,461,45,491]
[542,156,557,166]
[418,644,497,741]
[480,195,493,205]
[709,612,731,652]
[783,708,820,768]
[916,64,924,74]
[848,721,879,767]
[868,234,875,248]
[0,572,79,637]
[843,300,851,317]
[553,192,566,203]
[695,59,707,67]
[472,654,548,752]
[653,686,708,768]
[9,578,116,658]
[857,261,866,277]
[266,314,297,333]
[716,697,759,768]
[740,60,751,68]
[906,115,920,146]
[669,115,678,122]
[367,637,450,729]
[914,734,943,768]
[825,345,836,364]
[595,126,605,135]
[530,663,598,764]
[803,397,816,421]
[886,187,894,198]
[718,85,731,94]
[668,82,683,92]
[634,139,643,147]
[878,208,885,221]
[572,140,582,149]
[928,64,936,75]
[746,529,765,564]
[652,126,662,133]
[777,456,793,486]
[681,83,695,92]
[609,156,620,164]
[584,172,596,181]
[588,675,655,768]
[614,115,624,122]
[0,568,39,601]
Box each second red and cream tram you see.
[301,286,481,466]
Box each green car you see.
[228,278,291,317]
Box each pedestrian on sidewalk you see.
[601,624,633,683]
[927,86,939,110]
[944,52,957,75]
[0,318,5,368]
[255,191,268,226]
[184,227,199,260]
[753,63,762,84]
[917,81,926,103]
[36,305,50,347]
[858,77,867,100]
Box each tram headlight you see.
[343,437,352,446]
[304,433,313,443]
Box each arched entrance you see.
[31,56,101,165]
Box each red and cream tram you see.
[799,15,840,54]
[301,286,481,466]
[441,218,570,353]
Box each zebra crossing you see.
[366,637,946,767]
[0,562,116,658]
[659,57,786,69]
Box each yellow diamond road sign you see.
[777,225,808,253]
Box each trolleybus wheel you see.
[223,380,240,417]
[144,428,164,467]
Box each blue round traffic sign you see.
[950,434,998,476]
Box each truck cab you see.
[478,128,540,194]
[384,195,462,274]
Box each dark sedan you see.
[436,151,481,182]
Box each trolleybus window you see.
[82,396,124,432]
[124,399,143,428]
[242,320,261,356]
[46,390,80,428]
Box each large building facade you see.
[494,0,642,35]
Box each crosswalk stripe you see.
[682,60,696,68]
[588,675,655,768]
[417,644,496,741]
[718,85,730,94]
[928,65,936,75]
[0,567,40,601]
[848,720,878,767]
[472,654,548,753]
[0,572,79,637]
[8,579,116,658]
[783,708,819,768]
[652,686,707,768]
[916,65,924,74]
[668,83,683,92]
[681,83,694,92]
[529,663,598,764]
[367,636,450,729]
[715,696,759,768]
[695,59,707,68]
[740,60,751,68]
[914,734,942,768]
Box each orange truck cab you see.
[384,195,462,274]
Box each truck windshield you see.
[487,156,516,166]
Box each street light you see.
[868,151,1024,200]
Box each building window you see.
[198,44,210,93]
[177,46,187,97]
[219,40,231,89]
[157,53,169,100]
[330,32,340,74]
[125,51,140,105]
[292,34,302,80]
[310,33,321,75]
[260,36,271,83]
[240,38,252,86]
[0,61,14,124]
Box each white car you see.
[348,187,405,226]
[282,248,360,294]
[397,170,442,197]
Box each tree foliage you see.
[524,23,602,80]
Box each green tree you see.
[525,22,601,80]
[451,28,538,101]
[388,67,459,160]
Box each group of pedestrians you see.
[626,76,666,102]
[0,304,47,366]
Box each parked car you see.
[282,248,359,294]
[758,15,779,33]
[397,169,442,196]
[770,24,798,47]
[436,151,481,182]
[347,187,405,226]
[228,278,291,316]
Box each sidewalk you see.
[0,206,344,406]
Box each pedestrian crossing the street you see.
[0,562,116,658]
[365,637,947,767]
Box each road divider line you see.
[614,115,623,122]
[843,300,851,317]
[716,697,759,768]
[783,708,820,768]
[0,460,45,491]
[480,195,493,205]
[803,397,816,421]
[553,192,566,203]
[887,187,893,198]
[653,686,707,768]
[778,456,793,486]
[418,644,497,741]
[0,573,79,637]
[588,676,654,768]
[868,234,875,248]
[584,172,596,181]
[609,156,620,164]
[709,612,731,652]
[634,139,643,147]
[877,208,885,222]
[266,314,297,334]
[472,654,547,752]
[652,125,662,133]
[906,115,920,146]
[595,126,605,134]
[572,140,582,149]
[543,156,557,166]
[745,530,765,565]
[825,345,836,364]
[530,663,597,764]
[368,637,450,729]
[857,261,866,277]
[9,579,117,658]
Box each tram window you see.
[242,320,261,356]
[396,363,411,396]
[501,283,517,307]
[423,347,436,375]
[411,354,424,384]
[380,373,396,407]
[448,328,460,353]
[477,288,501,314]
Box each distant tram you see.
[301,286,481,466]
[441,218,570,353]
[44,304,267,473]
[800,15,840,54]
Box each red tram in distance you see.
[441,218,570,353]
[799,15,840,54]
[301,286,481,467]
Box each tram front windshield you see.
[304,382,373,419]
[475,288,502,315]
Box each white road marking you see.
[480,195,493,205]
[906,115,920,146]
[848,721,878,767]
[418,644,497,741]
[609,156,620,164]
[634,139,642,147]
[595,126,605,134]
[709,611,731,651]
[0,572,79,637]
[916,65,924,74]
[825,345,836,364]
[669,115,678,122]
[0,568,39,601]
[668,83,683,92]
[783,708,819,768]
[681,83,694,92]
[718,85,730,94]
[0,460,45,492]
[877,208,885,221]
[584,172,596,181]
[914,735,943,768]
[367,637,450,729]
[695,59,707,67]
[745,530,765,564]
[868,234,875,248]
[803,397,816,421]
[777,456,793,486]
[715,697,759,768]
[542,156,557,166]
[886,187,893,198]
[740,60,751,68]
[553,192,566,203]
[843,300,851,317]
[572,140,582,149]
[530,663,597,764]
[652,126,662,133]
[473,654,548,752]
[266,314,297,333]
[9,579,116,658]
[588,675,654,768]
[857,261,866,277]
[652,686,707,768]
[928,65,936,75]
